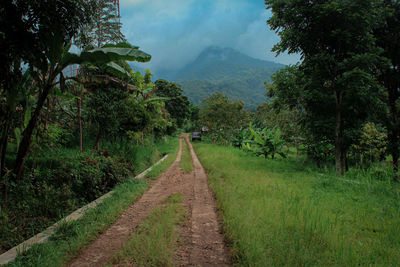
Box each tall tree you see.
[266,0,384,174]
[0,0,92,181]
[87,85,128,150]
[155,80,190,128]
[74,0,125,49]
[200,93,250,143]
[73,0,126,152]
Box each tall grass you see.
[102,136,174,174]
[193,143,400,266]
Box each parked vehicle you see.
[192,131,202,141]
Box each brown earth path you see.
[68,135,230,267]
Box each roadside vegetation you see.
[0,134,180,254]
[190,2,400,262]
[194,142,400,266]
[0,0,190,255]
[6,137,179,267]
[112,193,186,267]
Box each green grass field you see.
[193,143,400,266]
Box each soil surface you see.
[68,134,230,266]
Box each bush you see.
[305,139,335,168]
[0,149,136,252]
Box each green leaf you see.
[61,43,151,68]
[143,87,153,95]
[104,62,132,79]
[277,152,287,158]
[144,97,170,103]
[24,106,31,129]
[249,128,263,145]
[51,87,78,100]
[14,128,22,152]
[103,42,139,49]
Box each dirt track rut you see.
[69,135,230,266]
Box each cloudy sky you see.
[120,0,300,71]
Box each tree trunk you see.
[380,71,399,182]
[44,97,50,131]
[0,115,10,204]
[342,150,348,172]
[0,115,10,180]
[77,90,83,153]
[14,84,51,180]
[335,90,345,175]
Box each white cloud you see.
[121,0,196,19]
[235,11,300,65]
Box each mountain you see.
[134,47,286,110]
[175,46,283,81]
[174,47,285,110]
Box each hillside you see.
[152,47,285,110]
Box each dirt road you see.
[69,135,230,266]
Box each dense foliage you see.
[265,0,399,179]
[0,0,182,253]
[154,80,190,129]
[199,93,250,144]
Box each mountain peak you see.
[176,46,285,81]
[151,46,285,110]
[199,46,248,58]
[198,46,239,62]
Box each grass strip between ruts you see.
[111,193,186,267]
[180,137,193,174]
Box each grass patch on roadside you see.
[111,193,186,267]
[193,143,400,266]
[180,138,193,174]
[7,180,148,267]
[6,137,179,267]
[144,138,180,181]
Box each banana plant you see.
[248,126,286,159]
[232,128,251,148]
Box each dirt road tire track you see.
[68,135,230,266]
[184,135,230,266]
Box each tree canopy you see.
[200,93,250,144]
[266,0,386,174]
[155,79,190,128]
